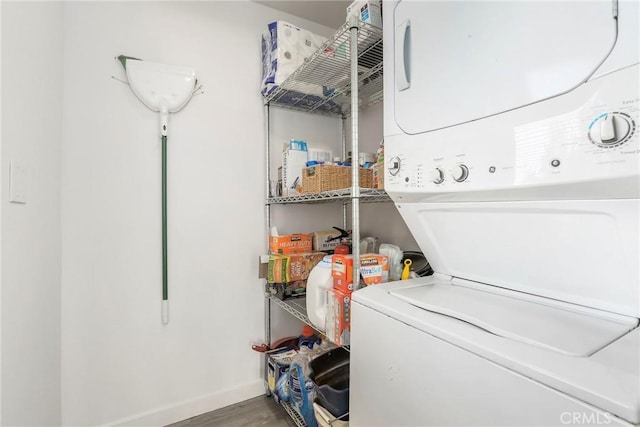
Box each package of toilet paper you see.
[261,21,327,97]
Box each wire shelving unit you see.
[262,18,384,427]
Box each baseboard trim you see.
[104,379,265,427]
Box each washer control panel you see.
[385,67,639,199]
[451,164,469,182]
[588,112,635,148]
[388,156,401,176]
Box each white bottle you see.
[306,255,333,332]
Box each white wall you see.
[0,2,415,425]
[60,2,336,425]
[1,2,64,425]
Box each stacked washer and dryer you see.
[350,1,639,426]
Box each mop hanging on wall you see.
[117,55,200,325]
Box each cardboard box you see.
[372,163,384,189]
[270,233,314,254]
[326,289,351,346]
[331,254,354,293]
[313,230,350,252]
[347,0,382,29]
[359,253,389,285]
[331,253,389,291]
[266,348,298,393]
[267,252,326,283]
[282,140,308,196]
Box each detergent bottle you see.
[306,255,334,332]
[298,325,321,349]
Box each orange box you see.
[331,254,354,293]
[331,253,389,291]
[270,233,313,254]
[326,289,351,346]
[359,253,389,285]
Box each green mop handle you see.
[161,109,169,325]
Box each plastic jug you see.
[306,255,333,332]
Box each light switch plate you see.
[9,161,27,204]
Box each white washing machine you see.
[350,1,640,426]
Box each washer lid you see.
[390,280,639,357]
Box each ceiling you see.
[254,0,351,29]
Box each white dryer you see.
[350,0,640,426]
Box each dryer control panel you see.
[385,66,639,202]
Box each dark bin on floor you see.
[309,347,350,420]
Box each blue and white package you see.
[261,21,326,97]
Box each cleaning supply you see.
[275,371,290,402]
[403,251,434,277]
[402,259,413,280]
[359,236,379,254]
[306,255,334,332]
[117,55,198,325]
[380,243,403,281]
[326,289,351,346]
[334,245,350,255]
[359,253,389,285]
[298,325,321,349]
[289,347,318,427]
[332,254,354,293]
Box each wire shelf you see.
[268,188,391,205]
[265,294,351,354]
[266,294,312,326]
[265,22,383,118]
[280,399,307,427]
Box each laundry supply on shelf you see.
[267,347,298,397]
[332,252,389,292]
[326,289,351,347]
[379,243,403,281]
[269,232,314,254]
[306,255,334,332]
[359,253,389,285]
[373,139,384,189]
[308,148,333,164]
[281,140,308,196]
[290,347,319,427]
[359,236,379,254]
[331,254,354,293]
[298,325,322,349]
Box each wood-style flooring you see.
[166,396,298,427]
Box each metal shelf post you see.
[264,104,272,357]
[349,17,360,290]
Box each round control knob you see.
[428,168,445,184]
[388,156,401,176]
[588,112,634,148]
[451,164,469,182]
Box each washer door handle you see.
[396,19,411,91]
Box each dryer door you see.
[393,0,617,135]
